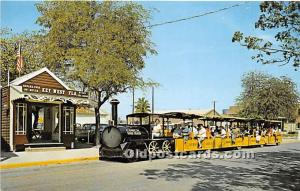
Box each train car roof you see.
[264,119,282,123]
[162,112,202,119]
[126,112,202,119]
[126,113,282,123]
[200,115,253,122]
[207,116,282,123]
[126,113,163,118]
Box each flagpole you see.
[16,41,23,78]
[18,42,21,77]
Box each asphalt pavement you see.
[1,142,300,191]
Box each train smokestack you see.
[110,99,120,126]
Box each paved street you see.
[1,142,300,191]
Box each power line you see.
[147,2,249,28]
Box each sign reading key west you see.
[22,84,88,98]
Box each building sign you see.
[22,84,88,98]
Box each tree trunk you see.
[94,107,101,146]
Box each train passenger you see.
[173,125,183,138]
[213,126,220,136]
[188,124,193,132]
[274,127,280,141]
[261,129,267,136]
[243,128,249,136]
[227,126,232,138]
[210,126,216,137]
[267,127,273,136]
[249,128,254,135]
[152,119,162,138]
[276,128,282,134]
[256,129,261,143]
[221,126,226,138]
[231,126,239,144]
[197,124,206,148]
[205,126,211,138]
[275,128,281,142]
[182,125,190,141]
[192,126,199,138]
[182,125,190,135]
[217,126,221,136]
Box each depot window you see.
[16,103,27,135]
[63,106,74,134]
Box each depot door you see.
[61,106,76,148]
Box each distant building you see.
[295,104,300,129]
[76,107,109,125]
[222,106,240,116]
[280,104,300,132]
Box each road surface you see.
[1,142,300,191]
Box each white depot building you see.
[76,107,109,125]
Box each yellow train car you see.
[172,115,284,153]
[174,133,283,153]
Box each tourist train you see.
[99,103,282,161]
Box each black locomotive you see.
[100,125,149,158]
[99,100,176,160]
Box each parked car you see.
[75,123,108,143]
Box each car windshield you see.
[100,124,107,129]
[90,125,96,131]
[82,124,92,130]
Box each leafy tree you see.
[36,1,156,145]
[0,28,44,87]
[237,71,299,121]
[135,97,151,113]
[232,2,300,69]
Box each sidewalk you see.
[282,137,300,144]
[0,146,99,169]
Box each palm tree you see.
[135,97,151,113]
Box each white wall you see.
[76,114,109,125]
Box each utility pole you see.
[132,88,135,113]
[152,86,154,114]
[213,100,217,126]
[213,100,216,116]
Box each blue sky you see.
[1,1,299,119]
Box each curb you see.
[0,156,99,170]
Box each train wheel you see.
[162,140,171,152]
[148,141,158,153]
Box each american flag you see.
[16,43,24,74]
